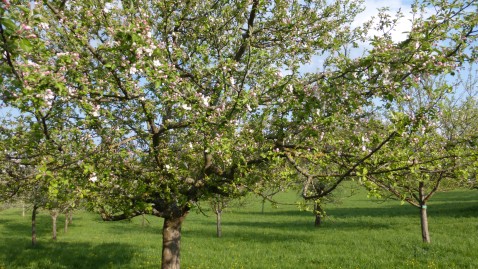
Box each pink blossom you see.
[2,0,10,8]
[21,24,32,31]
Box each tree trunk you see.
[420,204,430,243]
[261,199,265,214]
[314,202,323,227]
[64,212,69,233]
[31,204,38,246]
[68,212,73,224]
[51,210,58,240]
[161,214,187,269]
[216,209,222,238]
[418,181,430,243]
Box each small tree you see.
[361,76,478,243]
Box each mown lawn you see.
[1,185,477,269]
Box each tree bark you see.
[216,209,222,238]
[64,212,69,233]
[314,202,323,227]
[51,210,58,240]
[31,204,38,246]
[161,214,187,269]
[68,212,73,224]
[418,182,430,243]
[420,204,430,243]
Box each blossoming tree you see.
[360,75,478,243]
[1,0,477,268]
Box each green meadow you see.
[1,185,477,269]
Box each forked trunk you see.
[420,205,430,243]
[51,210,59,240]
[31,204,38,246]
[161,214,187,269]
[216,209,222,238]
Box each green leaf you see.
[18,38,33,52]
[0,17,17,30]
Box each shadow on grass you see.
[93,216,164,236]
[0,216,136,269]
[233,205,417,219]
[186,214,392,239]
[0,239,135,269]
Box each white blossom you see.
[43,89,54,107]
[27,60,40,67]
[144,47,153,56]
[181,104,192,110]
[201,95,210,107]
[153,60,161,67]
[39,22,49,29]
[104,2,114,13]
[89,173,98,183]
[92,104,100,117]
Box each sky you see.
[356,0,416,42]
[299,0,418,73]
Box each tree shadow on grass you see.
[0,217,136,269]
[93,216,164,237]
[185,213,392,239]
[0,239,135,269]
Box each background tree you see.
[360,74,478,243]
[272,0,478,230]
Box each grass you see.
[0,184,477,269]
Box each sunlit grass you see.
[1,184,477,268]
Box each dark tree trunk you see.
[216,209,222,238]
[31,204,39,246]
[51,210,58,240]
[314,202,324,227]
[161,214,187,269]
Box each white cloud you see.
[354,0,414,42]
[299,1,416,73]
